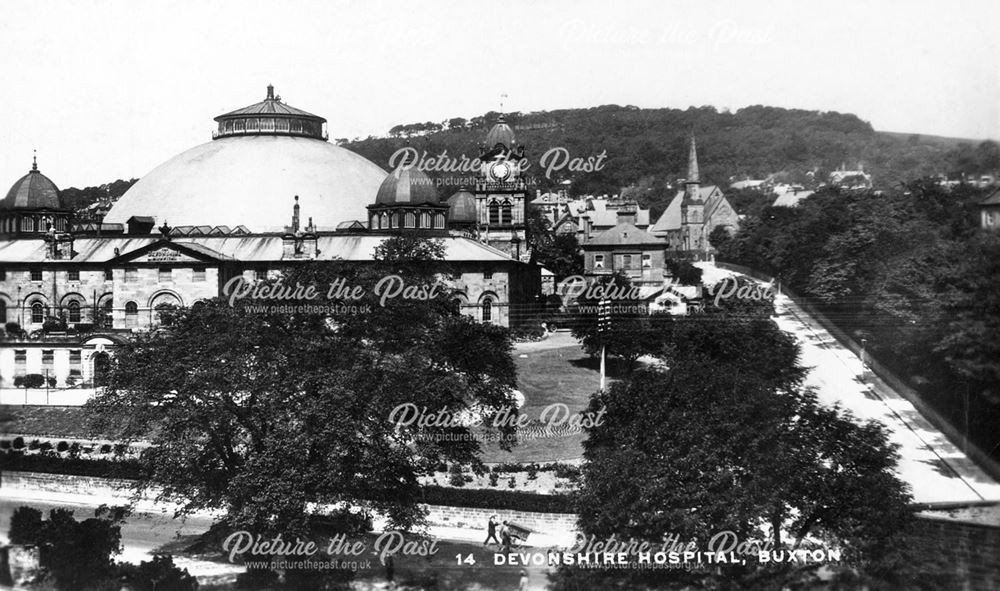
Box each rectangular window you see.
[68,268,80,281]
[642,254,652,268]
[254,266,268,281]
[125,268,138,282]
[14,350,26,364]
[30,267,42,281]
[158,267,172,282]
[193,266,206,282]
[69,349,82,365]
[0,267,5,280]
[42,350,54,365]
[594,255,605,269]
[622,254,632,269]
[484,270,493,280]
[104,268,113,281]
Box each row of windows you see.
[0,216,68,233]
[1,299,122,325]
[370,211,447,230]
[593,253,653,270]
[487,201,515,226]
[220,117,321,136]
[2,267,208,282]
[13,349,83,364]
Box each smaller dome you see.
[485,114,515,148]
[375,166,439,205]
[1,157,62,211]
[447,188,477,223]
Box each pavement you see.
[698,263,1000,506]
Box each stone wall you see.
[913,515,1000,590]
[422,504,577,534]
[1,471,577,534]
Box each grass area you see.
[480,335,614,463]
[0,404,98,438]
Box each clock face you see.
[490,162,511,181]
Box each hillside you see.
[342,105,997,215]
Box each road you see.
[698,263,1000,506]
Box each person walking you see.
[518,569,529,590]
[500,520,512,553]
[484,514,501,547]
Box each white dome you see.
[105,135,388,232]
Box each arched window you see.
[68,301,81,323]
[501,201,513,225]
[125,301,138,328]
[482,298,493,323]
[420,212,431,228]
[404,212,416,228]
[102,299,113,328]
[31,302,44,324]
[371,214,380,229]
[434,213,446,229]
[381,212,390,229]
[488,202,500,225]
[21,217,33,232]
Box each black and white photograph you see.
[1,1,999,589]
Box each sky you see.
[0,0,997,188]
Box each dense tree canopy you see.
[87,237,519,535]
[714,183,1000,462]
[554,299,948,589]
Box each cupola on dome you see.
[213,84,327,140]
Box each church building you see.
[649,137,740,256]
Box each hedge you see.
[419,484,575,513]
[1,451,145,479]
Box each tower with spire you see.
[680,135,705,248]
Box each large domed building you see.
[104,85,387,231]
[0,87,542,389]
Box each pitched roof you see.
[650,186,722,233]
[585,222,664,246]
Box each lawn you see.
[479,332,622,464]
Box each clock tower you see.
[475,114,528,259]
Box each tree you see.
[87,237,519,536]
[570,272,672,369]
[31,506,128,590]
[554,309,943,589]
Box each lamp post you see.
[860,338,868,383]
[598,299,611,391]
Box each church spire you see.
[686,135,699,185]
